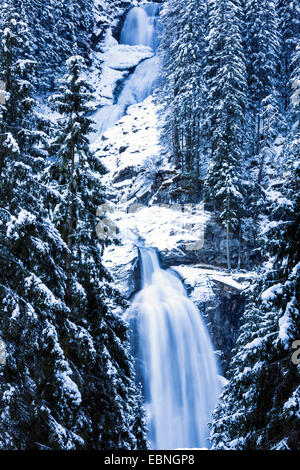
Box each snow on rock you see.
[173,265,250,304]
[102,44,154,70]
[102,243,139,298]
[87,44,154,108]
[211,274,248,292]
[89,60,126,106]
[101,28,118,51]
[92,96,161,170]
[172,266,216,304]
[96,94,252,306]
[117,204,209,253]
[92,96,166,204]
[97,97,212,295]
[101,203,210,299]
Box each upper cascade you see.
[91,3,162,141]
[120,4,162,52]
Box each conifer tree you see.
[211,62,300,448]
[0,6,147,449]
[211,154,299,449]
[132,383,149,450]
[204,0,248,270]
[290,43,300,126]
[48,52,148,449]
[0,5,84,450]
[14,0,96,92]
[158,0,208,176]
[277,0,300,112]
[245,0,281,155]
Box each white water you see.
[120,4,161,52]
[126,248,221,450]
[92,4,161,140]
[118,56,160,107]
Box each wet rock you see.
[173,265,250,375]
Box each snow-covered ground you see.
[92,96,162,174]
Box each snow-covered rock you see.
[102,44,154,70]
[103,243,139,299]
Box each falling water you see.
[120,4,161,52]
[126,248,221,450]
[92,3,161,140]
[118,56,160,107]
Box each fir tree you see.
[211,153,299,449]
[211,63,300,447]
[0,7,147,449]
[132,383,149,450]
[277,0,300,112]
[245,0,281,155]
[290,43,300,126]
[14,0,96,92]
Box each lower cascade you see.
[126,248,221,450]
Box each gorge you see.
[94,2,236,450]
[1,0,297,452]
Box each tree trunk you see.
[258,150,266,185]
[65,145,76,303]
[227,220,231,271]
[237,220,242,270]
[226,194,231,271]
[256,111,261,155]
[173,122,181,170]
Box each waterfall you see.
[92,3,161,140]
[126,248,221,450]
[118,56,160,107]
[120,4,161,52]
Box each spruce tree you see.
[0,6,84,450]
[245,0,281,155]
[0,6,147,449]
[290,43,300,126]
[211,154,299,449]
[48,52,148,449]
[158,0,208,176]
[211,61,300,448]
[14,0,96,93]
[158,0,208,177]
[204,0,248,270]
[277,0,300,112]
